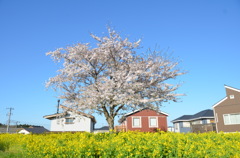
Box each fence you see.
[191,123,216,133]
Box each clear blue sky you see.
[0,0,240,129]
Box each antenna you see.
[57,99,60,114]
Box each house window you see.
[182,122,190,127]
[149,117,158,127]
[132,117,141,128]
[230,95,234,99]
[202,119,207,124]
[223,113,240,125]
[192,120,201,125]
[65,118,74,124]
[174,123,178,130]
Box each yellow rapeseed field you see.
[0,131,240,157]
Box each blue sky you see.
[0,0,240,129]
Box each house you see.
[94,126,109,133]
[0,127,21,133]
[118,108,168,132]
[172,109,215,133]
[43,105,96,132]
[213,85,240,133]
[18,126,49,134]
[167,126,174,132]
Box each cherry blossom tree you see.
[46,28,185,131]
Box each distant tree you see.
[46,28,185,131]
[17,124,33,128]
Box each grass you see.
[0,144,23,158]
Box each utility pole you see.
[15,121,20,128]
[6,107,14,133]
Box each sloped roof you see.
[172,109,214,123]
[95,126,109,131]
[224,85,240,92]
[0,127,21,133]
[172,115,192,122]
[118,107,168,123]
[43,105,96,123]
[212,85,240,108]
[192,109,214,119]
[123,108,168,117]
[22,126,49,134]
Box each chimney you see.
[57,99,60,114]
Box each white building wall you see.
[50,113,93,132]
[206,119,212,124]
[174,122,191,133]
[174,123,180,133]
[18,129,30,134]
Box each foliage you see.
[0,134,24,158]
[17,124,34,128]
[46,27,185,130]
[0,141,9,152]
[0,132,240,157]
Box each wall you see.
[18,129,30,134]
[126,109,167,132]
[174,122,191,133]
[214,88,240,132]
[50,112,92,132]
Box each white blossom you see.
[46,28,185,130]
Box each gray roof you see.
[192,109,214,119]
[172,109,214,123]
[0,127,21,133]
[95,126,109,131]
[22,126,49,134]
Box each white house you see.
[18,126,49,134]
[172,109,215,133]
[43,105,96,132]
[94,126,109,133]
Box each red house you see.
[118,108,168,132]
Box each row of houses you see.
[43,105,169,133]
[0,126,49,134]
[172,109,216,133]
[172,85,240,133]
[42,85,239,133]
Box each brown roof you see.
[118,107,168,123]
[43,105,96,123]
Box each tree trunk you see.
[102,105,116,133]
[107,117,115,133]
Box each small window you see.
[65,118,74,124]
[230,95,234,99]
[149,117,158,127]
[132,117,141,128]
